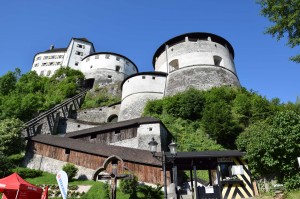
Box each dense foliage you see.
[237,110,300,189]
[62,163,78,181]
[0,118,24,155]
[0,67,84,122]
[144,87,284,149]
[257,0,300,62]
[13,167,43,178]
[81,86,121,109]
[143,86,300,190]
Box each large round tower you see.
[152,32,240,96]
[80,52,138,93]
[118,72,167,121]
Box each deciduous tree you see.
[257,0,300,62]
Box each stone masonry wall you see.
[165,65,240,96]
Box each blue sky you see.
[0,1,299,103]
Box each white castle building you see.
[31,32,240,122]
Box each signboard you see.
[56,171,68,199]
[232,165,244,175]
[205,186,214,194]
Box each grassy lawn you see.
[24,171,130,199]
[254,190,300,199]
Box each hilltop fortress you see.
[31,32,240,122]
[24,33,258,199]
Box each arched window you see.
[107,114,118,123]
[169,59,179,72]
[213,56,223,66]
[116,65,121,72]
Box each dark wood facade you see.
[27,135,165,184]
[76,127,137,144]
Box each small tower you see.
[152,32,240,96]
[80,52,138,93]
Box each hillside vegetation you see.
[143,87,300,190]
[0,67,84,122]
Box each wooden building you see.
[25,134,165,184]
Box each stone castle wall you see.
[165,65,240,96]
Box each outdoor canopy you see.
[0,173,43,199]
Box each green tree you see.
[202,100,242,149]
[62,163,78,181]
[0,118,24,155]
[237,110,300,190]
[0,68,20,95]
[257,0,300,62]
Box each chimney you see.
[50,45,54,50]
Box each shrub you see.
[7,154,24,167]
[119,175,138,196]
[62,163,78,181]
[13,167,43,178]
[137,184,164,199]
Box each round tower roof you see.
[121,71,168,89]
[82,52,139,73]
[152,32,235,68]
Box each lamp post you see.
[148,137,178,199]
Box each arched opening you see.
[213,56,223,66]
[115,65,121,72]
[169,59,179,72]
[107,114,118,123]
[83,78,95,89]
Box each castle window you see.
[43,56,48,60]
[108,114,118,123]
[115,65,120,72]
[169,59,179,71]
[149,127,153,131]
[116,56,120,61]
[77,44,85,49]
[86,57,90,62]
[47,70,51,76]
[115,129,120,134]
[90,134,96,139]
[75,62,79,66]
[105,54,110,59]
[90,65,93,68]
[95,55,99,59]
[152,76,155,80]
[213,55,223,66]
[108,75,112,78]
[142,76,145,79]
[40,70,44,76]
[36,56,41,61]
[65,149,70,155]
[56,62,61,65]
[75,51,83,56]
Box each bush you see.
[7,154,24,167]
[13,167,43,178]
[119,175,138,195]
[62,163,78,181]
[137,184,164,199]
